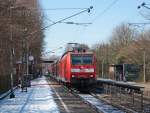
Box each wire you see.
[128,22,150,25]
[25,6,93,42]
[44,16,92,26]
[76,0,119,38]
[21,8,88,11]
[41,8,87,10]
[92,0,119,22]
[40,7,92,30]
[44,15,55,24]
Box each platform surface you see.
[0,76,97,113]
[0,76,59,113]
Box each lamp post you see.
[28,55,34,86]
[24,29,32,88]
[20,28,28,91]
[26,40,29,84]
[26,41,30,87]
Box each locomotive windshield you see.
[71,54,93,65]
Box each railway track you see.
[47,77,150,113]
[90,92,137,113]
[78,93,125,113]
[69,86,150,113]
[90,86,150,113]
[68,87,127,113]
[47,77,126,113]
[47,77,97,113]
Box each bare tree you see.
[0,0,45,94]
[109,23,137,63]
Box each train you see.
[49,43,97,88]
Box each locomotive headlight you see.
[84,68,94,72]
[90,75,94,77]
[88,68,94,72]
[71,68,80,72]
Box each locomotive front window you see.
[71,55,93,65]
[72,56,82,65]
[82,56,93,64]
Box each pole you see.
[26,42,29,79]
[10,48,15,98]
[102,59,104,78]
[143,50,146,82]
[26,41,31,87]
[21,37,24,89]
[21,29,28,91]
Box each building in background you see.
[109,64,140,81]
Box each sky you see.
[39,0,149,56]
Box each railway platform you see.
[96,78,150,112]
[0,76,97,113]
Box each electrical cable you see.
[92,0,119,22]
[39,8,88,10]
[3,7,87,11]
[77,0,119,38]
[44,15,92,26]
[25,6,93,42]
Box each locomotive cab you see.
[70,53,96,88]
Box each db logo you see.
[80,69,85,72]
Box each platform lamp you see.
[28,55,34,86]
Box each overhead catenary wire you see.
[3,7,88,11]
[40,6,92,30]
[32,8,88,11]
[92,0,119,22]
[132,2,150,27]
[128,22,150,26]
[25,6,93,43]
[44,15,92,26]
[43,15,55,24]
[76,0,119,39]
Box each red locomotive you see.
[49,43,96,88]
